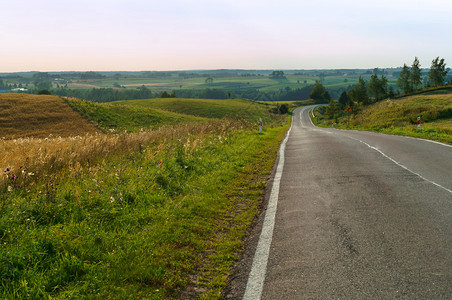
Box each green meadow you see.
[0,95,289,299]
[111,98,276,123]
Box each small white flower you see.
[7,186,13,192]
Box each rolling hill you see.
[0,93,100,139]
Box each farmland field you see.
[66,73,396,94]
[1,69,400,102]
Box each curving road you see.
[227,105,452,299]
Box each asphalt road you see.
[226,105,452,299]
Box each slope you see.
[111,98,275,123]
[0,93,100,139]
[314,89,452,144]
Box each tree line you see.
[397,56,448,94]
[320,56,449,120]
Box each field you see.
[1,70,400,101]
[0,93,289,299]
[63,73,396,95]
[313,89,452,144]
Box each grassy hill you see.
[313,89,452,144]
[65,98,207,133]
[0,93,100,139]
[112,97,276,123]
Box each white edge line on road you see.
[358,139,452,194]
[307,107,451,194]
[243,117,292,300]
[400,135,452,148]
[309,106,452,149]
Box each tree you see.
[368,74,388,101]
[80,71,105,80]
[428,57,448,87]
[348,76,369,105]
[326,100,340,119]
[278,103,289,114]
[388,86,395,98]
[338,91,349,107]
[410,57,422,90]
[37,89,51,95]
[269,71,286,79]
[309,81,331,103]
[160,91,176,98]
[34,81,52,90]
[205,77,213,84]
[397,64,412,93]
[32,72,52,81]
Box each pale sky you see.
[1,0,451,72]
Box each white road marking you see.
[243,118,292,300]
[400,135,452,148]
[358,139,452,194]
[245,107,450,299]
[305,107,451,194]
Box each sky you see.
[1,0,451,72]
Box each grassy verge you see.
[313,92,452,145]
[0,109,289,298]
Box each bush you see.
[279,104,289,114]
[37,89,51,95]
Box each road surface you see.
[226,105,452,299]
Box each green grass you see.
[65,98,206,132]
[313,90,452,144]
[0,96,292,298]
[112,98,278,124]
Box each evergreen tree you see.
[309,81,331,103]
[326,100,339,119]
[410,57,422,90]
[397,64,412,93]
[368,74,388,101]
[338,91,349,107]
[348,76,369,105]
[388,86,395,98]
[428,57,448,87]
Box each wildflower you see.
[5,168,10,173]
[7,186,13,192]
[10,174,17,180]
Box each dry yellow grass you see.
[0,120,238,184]
[0,93,100,139]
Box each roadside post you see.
[417,116,421,130]
[258,118,263,134]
